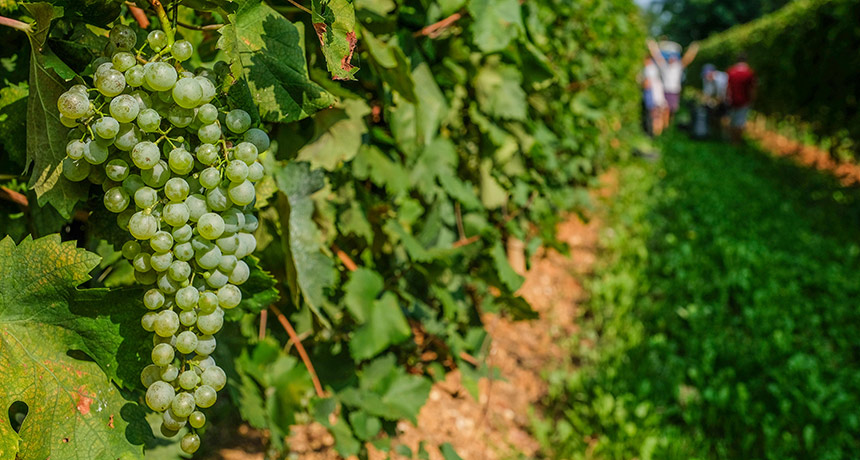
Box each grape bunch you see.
[57,24,268,454]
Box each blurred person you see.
[702,63,729,138]
[726,53,757,144]
[648,39,700,124]
[642,56,668,136]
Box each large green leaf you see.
[0,235,148,460]
[0,83,28,168]
[218,0,336,123]
[297,99,371,171]
[474,64,528,120]
[311,0,359,80]
[467,0,524,54]
[349,293,411,360]
[339,354,431,423]
[343,268,384,323]
[362,29,417,101]
[23,3,88,219]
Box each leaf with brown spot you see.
[311,0,359,80]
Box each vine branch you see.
[148,0,174,46]
[127,4,151,28]
[332,244,358,272]
[0,15,33,34]
[286,0,313,15]
[413,12,462,38]
[176,21,223,31]
[269,304,326,398]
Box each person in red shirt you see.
[726,53,757,144]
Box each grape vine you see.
[56,17,266,454]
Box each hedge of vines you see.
[0,0,642,457]
[691,0,860,153]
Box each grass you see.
[534,132,860,460]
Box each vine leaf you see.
[467,0,524,54]
[349,293,411,360]
[311,0,359,80]
[23,3,88,219]
[297,99,371,171]
[474,64,528,120]
[218,0,336,123]
[339,354,431,423]
[0,235,149,460]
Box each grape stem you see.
[148,0,175,47]
[177,21,223,31]
[0,15,33,34]
[269,304,326,398]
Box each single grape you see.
[134,186,158,209]
[160,425,179,439]
[123,174,145,195]
[66,140,87,160]
[167,105,194,128]
[150,251,173,272]
[131,141,160,169]
[178,370,199,390]
[137,108,162,132]
[174,242,194,261]
[197,104,218,124]
[235,232,258,259]
[125,65,145,87]
[112,51,136,72]
[195,354,216,371]
[201,366,227,391]
[196,310,223,335]
[199,167,221,189]
[150,231,174,253]
[198,213,225,240]
[163,202,190,227]
[221,208,244,233]
[172,77,203,109]
[152,342,175,366]
[216,234,239,254]
[129,212,158,240]
[145,62,178,92]
[195,334,217,355]
[155,309,180,337]
[244,128,270,153]
[83,140,109,165]
[248,161,265,181]
[161,364,179,382]
[175,285,199,310]
[225,109,252,133]
[132,253,152,272]
[188,411,206,429]
[93,116,120,139]
[96,69,126,97]
[185,194,209,222]
[141,311,158,332]
[205,269,229,289]
[142,160,171,188]
[122,240,141,259]
[217,284,242,309]
[180,433,201,454]
[154,334,177,347]
[116,124,143,151]
[172,40,193,61]
[206,186,230,212]
[135,269,158,285]
[198,122,222,144]
[140,364,162,388]
[179,309,197,327]
[172,392,196,418]
[105,159,130,181]
[226,159,249,183]
[60,115,80,128]
[173,224,193,243]
[229,260,250,285]
[147,30,168,51]
[196,76,216,102]
[57,91,90,119]
[143,288,165,310]
[194,143,218,165]
[162,177,189,202]
[194,384,217,408]
[162,408,187,431]
[103,186,130,213]
[228,180,256,206]
[158,272,182,295]
[110,95,140,123]
[195,245,222,270]
[168,148,194,175]
[198,291,219,314]
[109,24,137,50]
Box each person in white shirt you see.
[702,64,728,104]
[641,56,668,135]
[648,39,699,125]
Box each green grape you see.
[228,180,256,206]
[134,186,158,209]
[194,384,217,408]
[110,95,140,123]
[161,364,179,382]
[142,160,171,188]
[93,117,120,139]
[131,141,160,169]
[243,128,270,153]
[217,284,242,309]
[199,167,221,189]
[205,270,228,289]
[141,312,158,332]
[125,65,145,87]
[88,164,108,184]
[112,51,136,72]
[235,233,257,259]
[83,140,109,165]
[150,231,174,253]
[109,24,137,50]
[195,334,216,356]
[173,224,193,243]
[137,108,162,132]
[150,251,173,272]
[245,214,261,232]
[195,245,222,270]
[135,270,158,285]
[160,425,179,439]
[222,208,244,234]
[185,194,209,221]
[188,411,206,429]
[198,291,219,314]
[168,105,194,128]
[172,77,203,109]
[147,30,168,51]
[168,260,191,282]
[206,186,230,212]
[234,142,258,165]
[129,211,158,240]
[105,159,130,181]
[143,288,165,310]
[155,89,174,104]
[179,309,197,327]
[145,62,178,92]
[153,333,177,347]
[195,355,216,371]
[132,253,152,272]
[216,234,239,255]
[162,408,186,431]
[225,109,251,133]
[175,286,199,310]
[63,158,90,182]
[196,310,223,335]
[171,392,196,418]
[229,260,250,285]
[198,122,222,144]
[60,115,80,128]
[66,140,87,160]
[164,177,190,202]
[180,433,201,454]
[115,124,142,152]
[96,69,126,97]
[198,213,225,240]
[195,76,216,102]
[57,91,90,119]
[155,310,180,337]
[171,40,193,61]
[140,364,161,388]
[197,103,218,124]
[122,240,141,259]
[104,187,131,213]
[201,366,226,391]
[168,148,194,175]
[178,370,199,390]
[122,174,145,195]
[174,242,194,261]
[158,272,182,294]
[247,161,265,181]
[225,160,249,183]
[151,343,175,366]
[163,202,190,228]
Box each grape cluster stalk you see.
[57,24,268,454]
